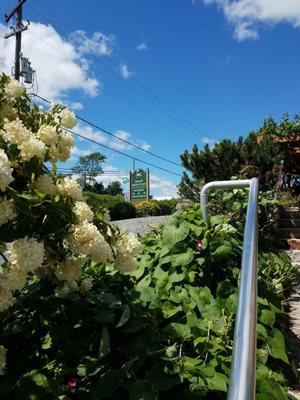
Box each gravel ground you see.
[113,215,169,236]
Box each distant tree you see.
[72,152,106,187]
[179,118,286,201]
[105,181,123,195]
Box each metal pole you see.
[132,158,136,171]
[200,178,259,400]
[14,0,23,81]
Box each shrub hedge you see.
[110,201,137,221]
[135,201,162,217]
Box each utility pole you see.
[4,0,29,81]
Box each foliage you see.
[0,203,298,398]
[135,201,162,217]
[179,130,283,201]
[154,198,180,215]
[71,152,106,187]
[105,181,123,195]
[110,201,137,221]
[206,185,280,241]
[83,191,123,211]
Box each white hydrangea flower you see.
[0,289,14,312]
[1,266,28,292]
[66,221,111,263]
[34,174,55,195]
[79,278,93,294]
[57,177,83,201]
[0,196,17,225]
[5,236,45,272]
[73,201,94,222]
[54,257,82,282]
[4,78,24,98]
[2,118,30,146]
[115,233,141,273]
[0,345,7,375]
[115,254,137,272]
[0,104,17,121]
[19,136,46,161]
[0,149,13,191]
[55,280,78,298]
[59,108,77,129]
[116,232,142,257]
[36,124,58,146]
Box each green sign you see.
[130,169,148,201]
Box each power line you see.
[31,93,182,168]
[26,27,195,145]
[62,127,182,177]
[29,0,205,140]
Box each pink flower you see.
[68,377,77,389]
[195,240,202,250]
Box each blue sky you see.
[1,0,300,198]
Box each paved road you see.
[113,215,169,236]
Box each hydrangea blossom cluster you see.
[59,108,77,129]
[115,232,142,272]
[57,177,83,201]
[0,196,17,226]
[0,149,13,191]
[66,221,112,263]
[73,201,94,222]
[4,79,24,98]
[34,174,55,195]
[0,237,44,311]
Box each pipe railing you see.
[200,178,259,400]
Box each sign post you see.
[130,168,150,202]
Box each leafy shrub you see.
[83,191,123,211]
[154,198,180,215]
[0,207,298,399]
[135,201,162,217]
[110,201,137,220]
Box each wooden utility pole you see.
[4,0,28,81]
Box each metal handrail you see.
[200,178,259,400]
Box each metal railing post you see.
[200,178,259,400]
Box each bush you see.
[154,198,180,215]
[83,191,123,211]
[135,201,162,217]
[110,201,136,220]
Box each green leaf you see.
[268,329,290,364]
[162,301,182,318]
[129,380,158,400]
[206,372,228,392]
[212,244,232,259]
[95,370,121,398]
[99,327,110,359]
[171,249,194,267]
[77,357,103,377]
[116,305,130,328]
[162,222,190,249]
[41,333,52,350]
[257,324,268,339]
[259,309,275,328]
[210,215,227,227]
[15,370,51,400]
[163,322,192,339]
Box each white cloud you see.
[136,42,149,51]
[201,0,300,40]
[200,136,217,148]
[74,124,151,155]
[0,22,99,99]
[68,101,84,110]
[70,30,115,57]
[119,62,133,80]
[151,174,178,198]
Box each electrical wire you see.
[26,28,195,145]
[31,92,182,168]
[29,0,206,140]
[61,127,182,177]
